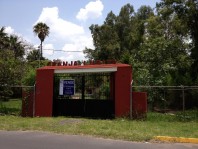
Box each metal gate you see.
[53,72,115,118]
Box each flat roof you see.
[38,64,131,74]
[38,64,131,70]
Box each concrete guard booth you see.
[32,62,147,118]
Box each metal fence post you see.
[130,80,133,119]
[182,85,185,117]
[33,84,36,117]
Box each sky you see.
[0,0,160,61]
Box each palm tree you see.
[33,22,50,59]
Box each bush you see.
[0,86,13,101]
[22,68,36,86]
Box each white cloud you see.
[62,36,93,52]
[76,0,104,21]
[34,7,94,61]
[4,26,29,43]
[60,35,93,61]
[36,7,84,39]
[4,26,22,37]
[43,44,54,55]
[4,26,15,35]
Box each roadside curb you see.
[154,136,198,144]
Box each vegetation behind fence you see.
[132,86,198,121]
[0,86,34,116]
[0,85,197,121]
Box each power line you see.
[41,49,83,52]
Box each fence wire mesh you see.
[1,85,197,121]
[0,86,35,116]
[132,86,198,121]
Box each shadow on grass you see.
[0,106,21,116]
[0,99,22,116]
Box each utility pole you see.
[38,45,41,68]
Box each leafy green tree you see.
[85,4,154,63]
[86,4,135,61]
[0,50,25,100]
[138,10,192,85]
[27,49,40,62]
[116,4,134,53]
[1,27,26,60]
[22,68,36,86]
[157,0,198,83]
[127,6,154,81]
[0,26,27,100]
[0,27,9,50]
[83,2,197,109]
[9,35,25,59]
[84,2,193,87]
[88,10,120,61]
[33,22,50,59]
[89,24,120,60]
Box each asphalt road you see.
[0,131,197,149]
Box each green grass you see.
[0,99,197,142]
[0,99,22,115]
[0,114,197,142]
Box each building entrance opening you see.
[53,72,115,118]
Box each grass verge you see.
[0,99,197,142]
[0,99,22,115]
[0,113,197,142]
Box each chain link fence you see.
[0,85,35,116]
[132,86,198,121]
[1,85,198,121]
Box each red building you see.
[35,63,132,118]
[22,61,147,118]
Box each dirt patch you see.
[58,119,83,125]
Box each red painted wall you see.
[114,66,132,117]
[132,92,147,118]
[35,69,54,117]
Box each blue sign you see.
[59,79,75,95]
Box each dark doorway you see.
[53,73,115,118]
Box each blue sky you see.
[0,0,160,61]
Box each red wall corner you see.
[35,69,54,117]
[132,92,147,119]
[115,66,132,117]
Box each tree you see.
[0,50,25,100]
[1,27,25,59]
[136,4,193,86]
[116,4,134,54]
[33,22,50,59]
[157,0,198,82]
[26,49,40,62]
[86,4,135,61]
[0,26,27,100]
[0,27,9,50]
[9,35,25,59]
[22,68,36,86]
[88,11,120,61]
[83,2,197,109]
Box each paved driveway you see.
[0,131,197,149]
